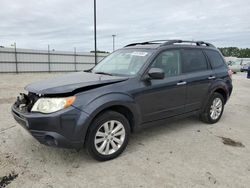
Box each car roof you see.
[123,40,217,51]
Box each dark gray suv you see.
[12,40,233,161]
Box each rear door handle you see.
[208,76,216,80]
[177,81,187,86]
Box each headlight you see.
[31,96,76,114]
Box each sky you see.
[0,0,250,52]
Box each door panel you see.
[181,48,215,112]
[136,75,187,123]
[135,49,186,123]
[185,70,215,112]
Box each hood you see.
[25,72,128,95]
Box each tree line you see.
[218,47,250,58]
[90,50,110,54]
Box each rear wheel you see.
[200,92,225,124]
[86,111,130,161]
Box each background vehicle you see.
[12,40,233,161]
[227,60,242,73]
[241,61,250,72]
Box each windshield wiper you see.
[94,71,113,76]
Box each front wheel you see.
[86,111,130,161]
[200,92,225,124]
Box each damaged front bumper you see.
[11,95,90,149]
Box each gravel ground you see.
[0,72,250,188]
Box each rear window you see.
[181,49,208,73]
[205,50,225,68]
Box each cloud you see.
[0,0,249,52]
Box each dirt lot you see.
[0,72,250,188]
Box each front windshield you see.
[92,49,153,76]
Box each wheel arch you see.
[210,79,230,101]
[82,93,140,143]
[200,82,229,113]
[213,88,227,103]
[92,105,136,130]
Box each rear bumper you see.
[11,105,90,149]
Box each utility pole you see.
[94,0,97,65]
[112,35,116,52]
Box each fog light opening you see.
[44,135,58,146]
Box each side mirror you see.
[148,68,165,79]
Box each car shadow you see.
[127,116,203,149]
[23,115,204,164]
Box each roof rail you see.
[124,41,159,47]
[196,41,215,47]
[160,40,215,47]
[124,40,215,48]
[124,40,174,47]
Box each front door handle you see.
[177,81,187,86]
[208,76,216,80]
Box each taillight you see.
[228,69,233,79]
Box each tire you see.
[86,111,130,161]
[200,92,225,124]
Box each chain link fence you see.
[0,47,107,73]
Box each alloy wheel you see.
[210,97,223,120]
[94,120,125,155]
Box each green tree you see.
[218,47,250,58]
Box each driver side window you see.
[151,50,181,77]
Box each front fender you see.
[74,92,141,136]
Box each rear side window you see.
[205,50,225,68]
[181,49,208,73]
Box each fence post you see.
[14,42,18,73]
[48,45,51,73]
[74,47,77,71]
